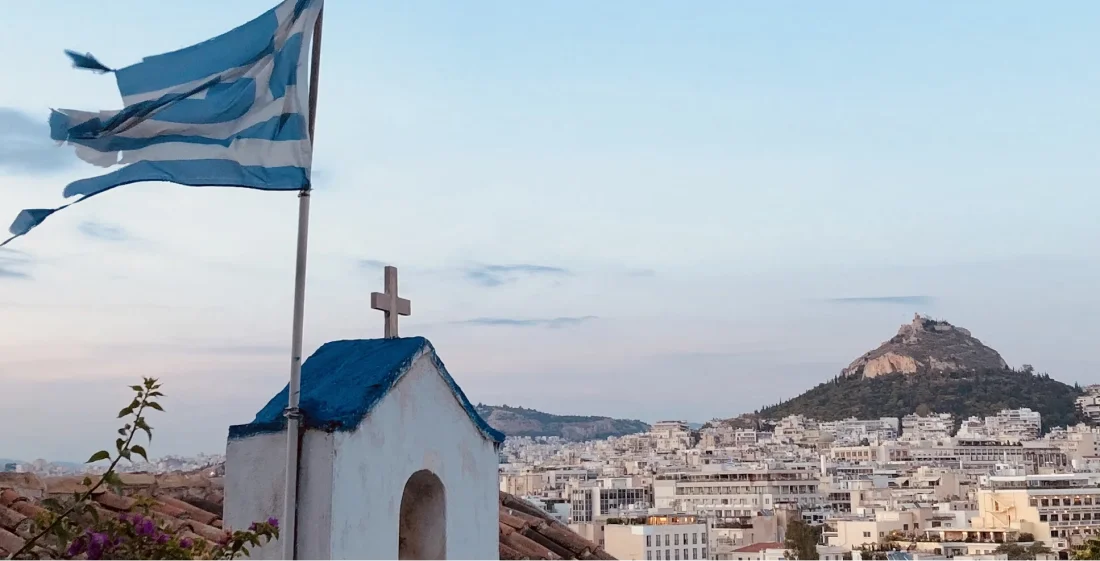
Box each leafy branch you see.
[9,378,162,559]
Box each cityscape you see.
[3,0,1098,559]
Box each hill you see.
[475,404,649,441]
[754,315,1082,431]
[757,368,1081,430]
[842,314,1008,378]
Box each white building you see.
[901,413,954,442]
[1078,386,1100,425]
[654,463,823,518]
[985,408,1042,440]
[603,514,709,561]
[225,337,503,559]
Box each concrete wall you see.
[224,430,335,559]
[604,525,644,560]
[328,353,500,559]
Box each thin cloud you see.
[78,221,134,242]
[465,263,569,287]
[456,316,597,328]
[827,295,935,306]
[0,248,32,280]
[0,108,73,174]
[359,259,388,270]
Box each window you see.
[683,534,688,545]
[665,550,670,561]
[1042,499,1050,507]
[903,524,909,531]
[702,534,707,544]
[647,553,653,561]
[666,535,670,547]
[1040,514,1048,522]
[693,548,698,559]
[647,536,652,547]
[702,547,707,558]
[1030,498,1039,507]
[684,549,688,559]
[675,534,680,546]
[693,533,698,545]
[674,549,680,560]
[863,532,871,538]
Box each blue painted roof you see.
[228,336,504,443]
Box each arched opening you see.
[398,469,446,560]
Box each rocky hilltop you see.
[751,316,1081,429]
[476,404,649,441]
[842,314,1008,378]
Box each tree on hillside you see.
[994,541,1053,560]
[784,518,820,560]
[1074,537,1100,559]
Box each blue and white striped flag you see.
[3,0,323,246]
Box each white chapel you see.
[224,268,504,559]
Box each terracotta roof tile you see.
[94,491,138,512]
[155,494,219,526]
[498,492,615,560]
[0,489,22,507]
[732,541,785,553]
[0,527,25,556]
[0,505,32,536]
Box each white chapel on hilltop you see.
[224,266,504,559]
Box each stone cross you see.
[370,265,411,338]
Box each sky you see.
[2,1,1099,461]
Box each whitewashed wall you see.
[224,430,335,559]
[225,351,500,559]
[329,353,500,559]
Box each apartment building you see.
[900,413,954,442]
[569,479,652,523]
[1045,424,1100,463]
[973,473,1100,549]
[1076,386,1100,425]
[603,514,709,561]
[653,463,823,518]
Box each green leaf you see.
[147,401,164,412]
[131,385,144,392]
[119,449,132,461]
[149,391,164,397]
[131,445,149,462]
[118,427,127,436]
[135,417,153,440]
[116,438,126,452]
[103,471,123,486]
[145,378,156,389]
[87,450,110,463]
[118,406,134,418]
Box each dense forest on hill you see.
[756,368,1082,431]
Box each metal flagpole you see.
[283,5,324,560]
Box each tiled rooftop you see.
[0,473,614,560]
[499,492,615,560]
[731,541,785,553]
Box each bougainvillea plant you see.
[8,378,278,560]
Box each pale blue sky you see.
[2,1,1098,461]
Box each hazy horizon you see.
[3,1,1099,461]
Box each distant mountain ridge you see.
[749,316,1082,431]
[475,404,649,441]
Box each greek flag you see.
[3,0,322,246]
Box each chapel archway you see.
[398,469,446,560]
